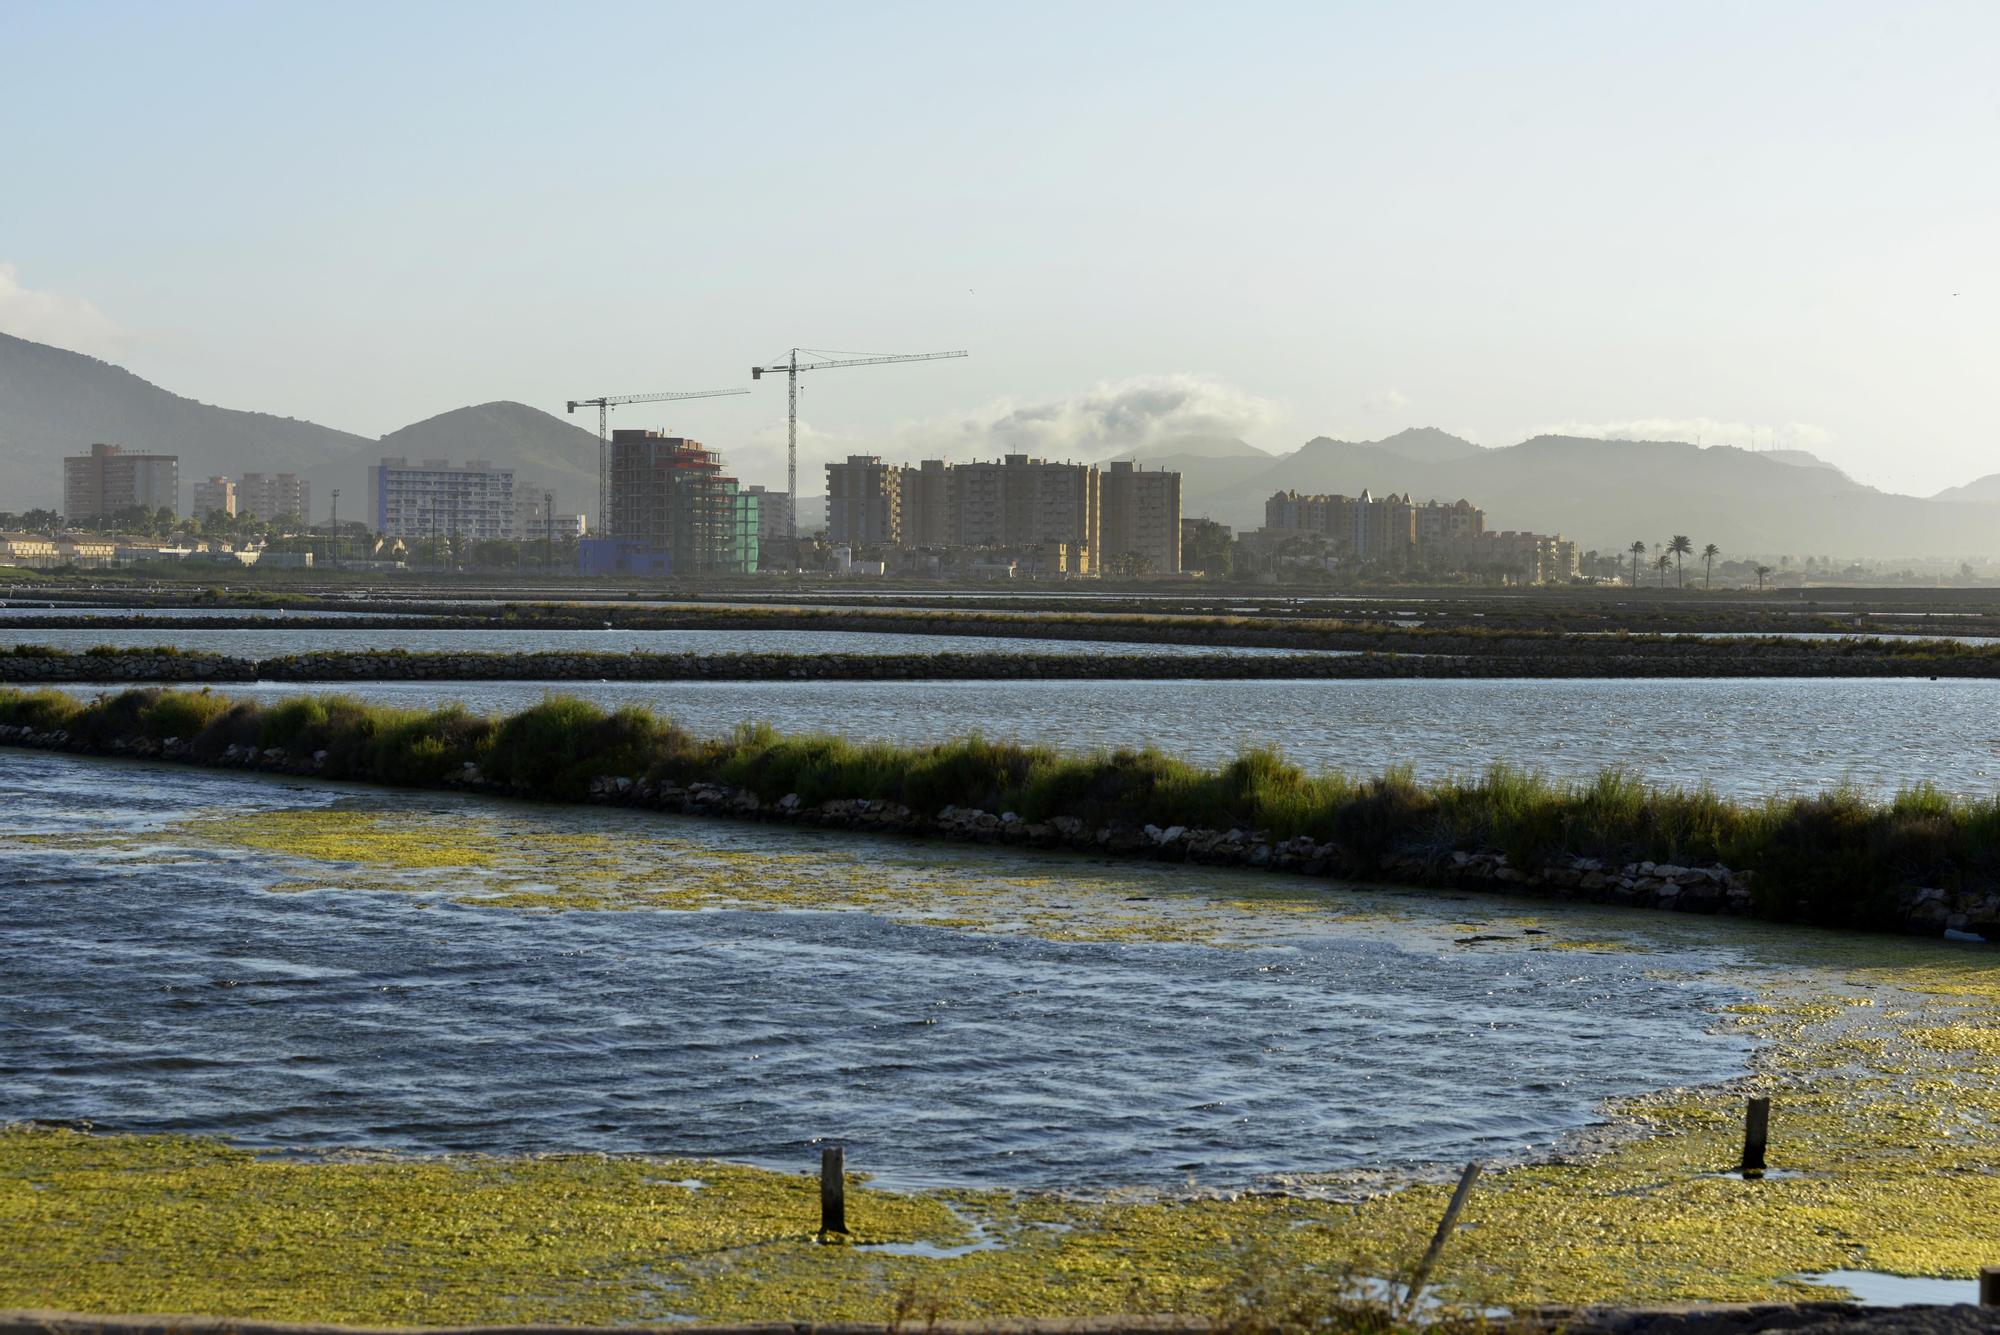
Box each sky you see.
[2,0,1996,497]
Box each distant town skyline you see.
[2,0,1994,498]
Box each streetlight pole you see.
[330,489,340,571]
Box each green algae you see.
[168,803,1434,949]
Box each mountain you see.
[1369,426,1483,464]
[1101,432,1273,463]
[1191,433,2000,557]
[0,331,369,509]
[1932,473,2000,504]
[320,401,600,515]
[0,334,606,520]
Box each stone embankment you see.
[5,605,2000,667]
[4,719,1993,942]
[5,647,2000,683]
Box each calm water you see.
[0,626,1321,658]
[93,675,2000,800]
[0,748,1762,1190]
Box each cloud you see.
[0,262,124,355]
[732,373,1284,493]
[902,374,1282,462]
[1524,416,1834,452]
[1364,388,1410,413]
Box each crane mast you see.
[565,388,749,535]
[750,348,968,539]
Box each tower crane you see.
[750,348,968,538]
[566,388,750,535]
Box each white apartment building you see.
[368,458,516,541]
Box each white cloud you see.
[1524,416,1834,453]
[1364,387,1410,413]
[0,262,124,355]
[737,373,1284,493]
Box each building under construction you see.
[581,430,758,576]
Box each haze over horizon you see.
[2,0,1995,499]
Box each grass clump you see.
[4,685,1999,930]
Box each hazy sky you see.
[3,0,1996,497]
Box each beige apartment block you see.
[239,472,312,524]
[1100,461,1182,574]
[192,476,237,518]
[62,443,179,521]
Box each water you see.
[0,626,1326,658]
[0,748,1760,1191]
[85,675,2000,800]
[1801,1271,1980,1305]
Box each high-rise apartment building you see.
[897,459,954,546]
[367,458,512,541]
[1262,488,1419,564]
[744,486,795,543]
[191,476,237,519]
[1100,461,1182,575]
[598,430,756,575]
[62,443,179,521]
[824,456,902,545]
[238,472,312,524]
[945,455,1099,569]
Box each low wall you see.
[1,721,1992,942]
[3,648,1998,683]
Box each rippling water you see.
[0,749,1762,1190]
[85,675,2000,800]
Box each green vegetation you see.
[5,685,1999,929]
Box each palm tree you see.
[1655,552,1673,587]
[1667,535,1693,588]
[1754,563,1773,592]
[1701,542,1721,589]
[1629,539,1647,588]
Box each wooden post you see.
[1403,1162,1481,1315]
[819,1145,847,1237]
[1740,1096,1771,1174]
[1980,1267,2000,1306]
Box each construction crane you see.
[566,388,750,535]
[750,348,968,538]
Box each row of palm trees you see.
[1627,536,1775,590]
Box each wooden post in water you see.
[1980,1267,2000,1306]
[1402,1161,1481,1315]
[819,1145,848,1237]
[1740,1096,1771,1175]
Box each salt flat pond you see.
[0,748,1745,1190]
[8,747,2000,1320]
[78,673,2000,799]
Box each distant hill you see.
[1100,432,1273,463]
[1188,433,2000,557]
[0,331,369,510]
[1932,473,2000,504]
[0,333,609,521]
[312,401,601,518]
[1367,426,1484,464]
